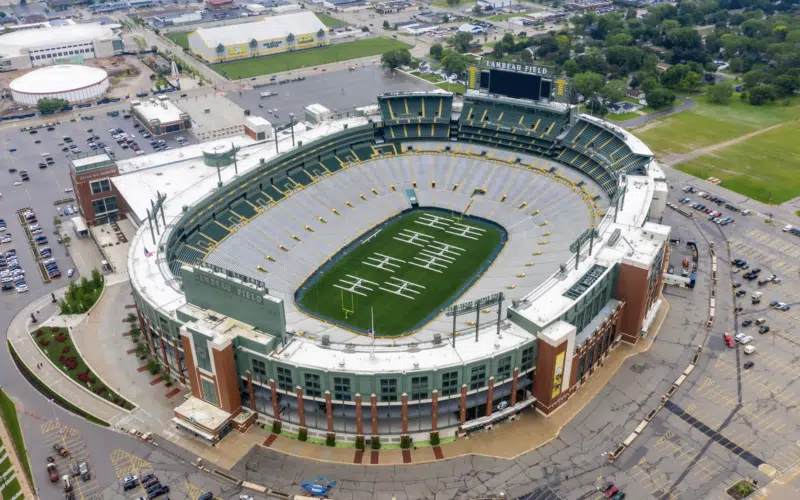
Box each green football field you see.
[298,209,504,336]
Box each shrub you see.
[430,432,440,446]
[93,385,107,395]
[39,339,50,346]
[272,420,282,434]
[55,333,68,343]
[355,436,365,451]
[147,359,160,375]
[326,434,335,447]
[371,437,381,450]
[36,330,45,337]
[62,346,71,353]
[400,435,410,449]
[298,428,308,442]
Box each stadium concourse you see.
[117,90,670,446]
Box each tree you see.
[645,87,676,109]
[573,71,605,100]
[679,71,702,91]
[452,31,473,54]
[600,80,627,104]
[563,59,580,77]
[249,38,258,56]
[37,98,69,113]
[520,49,533,63]
[429,43,443,60]
[383,20,390,29]
[441,52,467,76]
[773,74,798,97]
[706,82,733,104]
[317,29,326,46]
[381,48,411,70]
[742,71,763,90]
[748,84,776,105]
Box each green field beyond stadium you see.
[297,208,505,336]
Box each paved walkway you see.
[616,97,697,129]
[0,409,34,500]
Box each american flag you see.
[144,247,154,257]
[368,327,374,340]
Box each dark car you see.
[140,474,156,484]
[733,283,742,288]
[751,268,761,274]
[143,477,159,488]
[742,319,752,327]
[149,485,170,499]
[198,493,213,500]
[736,290,746,297]
[759,325,770,334]
[770,300,779,307]
[752,298,761,305]
[744,361,755,369]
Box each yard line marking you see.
[394,229,434,247]
[363,253,405,273]
[415,213,451,230]
[380,277,425,299]
[334,275,378,297]
[444,222,484,240]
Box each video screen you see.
[488,70,542,100]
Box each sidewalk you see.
[0,407,35,500]
[6,287,130,427]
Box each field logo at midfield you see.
[380,276,426,299]
[363,253,406,273]
[334,274,378,297]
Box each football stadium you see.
[128,64,670,445]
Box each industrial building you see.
[130,96,193,137]
[0,22,122,71]
[9,64,109,106]
[187,11,329,63]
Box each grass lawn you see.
[315,13,346,27]
[0,389,32,486]
[0,465,21,500]
[298,209,504,336]
[408,71,443,83]
[606,111,641,122]
[432,0,475,6]
[32,327,134,410]
[635,95,800,156]
[488,13,525,21]
[167,31,190,50]
[213,37,411,79]
[437,82,465,94]
[676,122,800,204]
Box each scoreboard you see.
[467,61,569,103]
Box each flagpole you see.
[371,306,375,358]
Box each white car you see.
[16,285,28,293]
[740,335,753,344]
[13,181,22,186]
[67,268,75,278]
[64,188,73,193]
[734,332,746,342]
[783,225,793,232]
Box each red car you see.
[605,487,619,498]
[724,334,735,348]
[46,461,58,482]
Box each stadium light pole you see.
[289,113,296,147]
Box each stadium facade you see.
[126,91,670,445]
[187,11,330,63]
[0,22,123,71]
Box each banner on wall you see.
[551,351,565,398]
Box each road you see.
[616,97,697,129]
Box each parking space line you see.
[655,433,727,482]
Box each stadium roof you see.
[0,22,119,57]
[9,65,108,94]
[192,11,325,47]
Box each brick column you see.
[325,391,334,436]
[246,370,255,413]
[510,368,519,406]
[401,392,409,436]
[370,393,378,437]
[431,390,439,432]
[486,376,495,417]
[158,333,170,369]
[269,378,280,422]
[355,393,363,436]
[296,386,306,428]
[173,338,185,384]
[459,384,467,425]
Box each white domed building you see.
[9,65,109,106]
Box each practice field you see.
[297,209,505,336]
[167,31,190,50]
[213,37,412,79]
[676,122,800,204]
[315,13,346,27]
[635,95,799,156]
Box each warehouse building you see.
[130,96,192,137]
[0,22,123,71]
[187,11,329,63]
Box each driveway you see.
[617,97,697,129]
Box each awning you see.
[461,397,537,432]
[172,417,216,442]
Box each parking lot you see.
[594,182,800,500]
[0,111,194,306]
[224,65,435,128]
[40,420,102,500]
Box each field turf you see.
[635,95,800,156]
[315,13,346,27]
[213,37,412,79]
[167,31,190,49]
[676,122,800,204]
[298,209,504,336]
